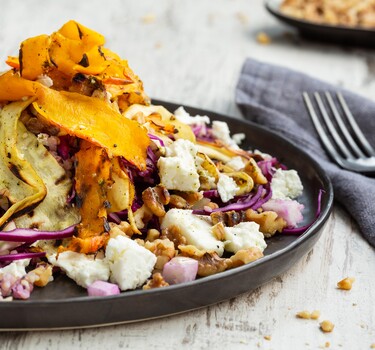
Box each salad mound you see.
[0,21,307,300]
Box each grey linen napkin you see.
[236,58,375,248]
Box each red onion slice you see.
[87,280,120,296]
[162,256,198,285]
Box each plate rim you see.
[0,100,334,329]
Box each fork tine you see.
[313,92,354,159]
[325,92,366,159]
[337,92,375,157]
[303,92,345,163]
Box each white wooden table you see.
[0,0,374,349]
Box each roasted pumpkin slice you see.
[0,71,37,101]
[0,99,46,227]
[5,56,20,69]
[19,34,51,80]
[33,86,150,170]
[57,20,105,47]
[67,141,112,253]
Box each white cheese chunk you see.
[0,259,30,279]
[212,121,239,149]
[223,222,267,253]
[174,106,210,126]
[48,251,110,289]
[226,156,245,171]
[161,209,224,256]
[217,174,239,203]
[157,139,200,192]
[106,235,157,291]
[271,169,303,200]
[232,133,246,145]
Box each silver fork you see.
[303,91,375,176]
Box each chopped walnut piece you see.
[109,221,134,237]
[143,272,169,290]
[256,32,271,45]
[245,209,286,237]
[197,252,230,277]
[206,201,219,210]
[211,222,226,241]
[161,225,187,249]
[320,320,334,333]
[142,185,170,217]
[169,194,190,209]
[133,204,153,230]
[173,191,203,206]
[141,13,156,24]
[210,210,244,227]
[109,225,130,239]
[337,277,355,290]
[179,244,207,259]
[144,239,176,270]
[296,310,312,319]
[210,211,225,225]
[134,238,145,246]
[146,228,161,242]
[229,247,263,268]
[30,263,53,287]
[226,211,243,227]
[296,309,320,320]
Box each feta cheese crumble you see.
[106,235,157,291]
[0,259,30,279]
[174,106,210,126]
[223,222,267,253]
[271,169,303,200]
[217,174,239,203]
[48,251,110,288]
[157,139,200,192]
[212,121,239,149]
[226,156,245,171]
[161,209,224,256]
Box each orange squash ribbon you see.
[0,20,152,253]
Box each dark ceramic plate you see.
[0,101,333,330]
[265,0,375,47]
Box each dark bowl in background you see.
[265,0,375,48]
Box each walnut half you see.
[245,209,286,237]
[229,247,263,268]
[143,272,169,290]
[197,252,231,277]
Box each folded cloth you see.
[236,58,375,248]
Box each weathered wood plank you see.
[0,0,374,349]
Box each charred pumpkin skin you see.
[67,140,112,253]
[75,141,112,236]
[65,145,137,253]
